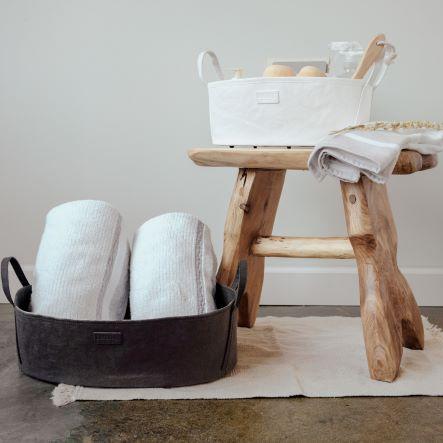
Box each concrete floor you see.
[1,304,443,442]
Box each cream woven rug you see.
[52,316,443,406]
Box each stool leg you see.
[217,168,285,327]
[341,177,423,382]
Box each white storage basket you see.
[198,45,395,147]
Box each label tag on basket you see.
[256,90,280,104]
[93,332,123,345]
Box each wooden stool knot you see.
[239,203,250,213]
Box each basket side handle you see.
[220,261,247,373]
[1,257,30,306]
[365,40,397,89]
[354,40,397,124]
[232,260,247,308]
[197,50,224,84]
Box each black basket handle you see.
[221,260,247,373]
[1,257,30,306]
[232,260,247,308]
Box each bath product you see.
[328,41,363,78]
[263,64,295,77]
[297,66,326,77]
[33,200,130,320]
[228,68,244,79]
[130,213,217,320]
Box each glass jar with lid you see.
[328,41,363,78]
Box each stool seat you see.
[188,147,438,174]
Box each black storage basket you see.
[1,257,246,388]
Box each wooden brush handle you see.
[352,33,386,80]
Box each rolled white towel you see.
[130,213,217,320]
[33,200,130,320]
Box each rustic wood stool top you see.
[189,147,438,174]
[188,146,438,382]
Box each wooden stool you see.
[188,147,438,382]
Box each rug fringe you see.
[51,384,77,407]
[49,317,443,405]
[424,318,443,340]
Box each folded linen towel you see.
[308,122,443,183]
[33,200,130,320]
[130,213,217,320]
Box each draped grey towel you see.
[309,126,443,183]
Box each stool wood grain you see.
[341,178,424,381]
[216,169,285,328]
[252,236,355,259]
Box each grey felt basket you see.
[1,257,246,388]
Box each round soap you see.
[263,64,295,77]
[297,66,326,77]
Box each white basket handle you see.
[354,40,397,124]
[197,50,224,84]
[365,40,397,89]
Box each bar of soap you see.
[297,66,326,77]
[263,64,295,77]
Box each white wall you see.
[1,0,442,305]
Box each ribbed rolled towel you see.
[33,200,130,320]
[130,213,217,320]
